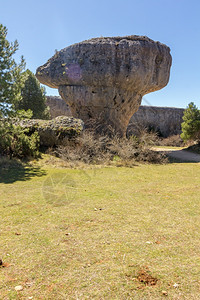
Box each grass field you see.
[0,156,200,299]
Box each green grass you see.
[0,157,200,299]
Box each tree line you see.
[0,23,50,158]
[0,23,49,119]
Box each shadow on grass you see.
[186,144,200,154]
[0,158,47,184]
[161,149,200,164]
[167,156,195,164]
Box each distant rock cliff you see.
[46,96,72,118]
[128,106,184,137]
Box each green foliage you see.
[0,23,26,116]
[0,24,49,119]
[181,102,200,143]
[0,118,40,159]
[9,108,33,119]
[16,69,50,120]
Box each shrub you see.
[181,102,200,143]
[0,118,40,159]
[157,135,184,147]
[56,129,166,166]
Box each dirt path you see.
[153,147,200,162]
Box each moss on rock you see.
[16,116,84,147]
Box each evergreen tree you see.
[17,69,50,119]
[181,102,200,143]
[0,23,25,116]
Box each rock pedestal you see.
[36,36,172,136]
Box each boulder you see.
[36,35,172,136]
[17,116,84,147]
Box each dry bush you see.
[57,131,111,164]
[157,135,184,147]
[136,128,159,146]
[55,129,166,166]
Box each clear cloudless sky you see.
[1,0,200,108]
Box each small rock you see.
[146,241,152,244]
[2,262,10,267]
[173,283,179,288]
[94,208,98,211]
[26,282,33,287]
[15,285,23,291]
[155,240,161,244]
[162,290,168,296]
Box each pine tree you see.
[181,102,200,143]
[0,23,25,116]
[17,69,50,120]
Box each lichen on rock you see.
[17,116,84,147]
[36,35,172,136]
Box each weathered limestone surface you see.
[47,96,185,137]
[46,96,72,118]
[127,106,184,137]
[36,35,172,136]
[17,116,84,147]
[46,96,184,137]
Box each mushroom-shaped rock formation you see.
[36,36,172,136]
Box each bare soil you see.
[137,267,158,286]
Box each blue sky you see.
[1,0,200,108]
